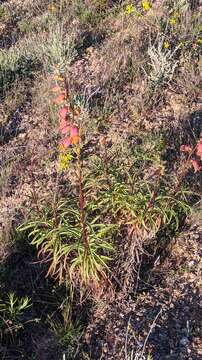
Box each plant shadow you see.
[0,233,64,359]
[0,56,41,100]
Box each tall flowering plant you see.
[51,68,90,257]
[23,66,115,291]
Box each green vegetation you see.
[0,293,32,337]
[0,0,201,359]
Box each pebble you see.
[180,337,189,347]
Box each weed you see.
[0,293,32,339]
[0,4,8,21]
[146,37,179,88]
[18,202,116,287]
[75,0,108,26]
[18,118,193,298]
[18,11,57,34]
[1,1,201,357]
[49,314,82,358]
[0,44,38,98]
[0,24,76,98]
[34,24,76,72]
[17,71,117,292]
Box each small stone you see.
[180,337,189,347]
[18,133,26,140]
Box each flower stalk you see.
[52,65,89,257]
[75,143,89,257]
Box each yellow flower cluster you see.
[142,1,151,11]
[125,4,135,15]
[125,2,151,16]
[58,152,73,171]
[169,17,177,26]
[163,41,170,49]
[169,11,180,26]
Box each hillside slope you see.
[0,1,201,359]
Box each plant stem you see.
[100,135,110,184]
[147,168,162,209]
[76,145,88,256]
[29,155,41,216]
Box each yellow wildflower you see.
[163,41,170,49]
[196,38,202,45]
[58,152,72,171]
[179,41,185,48]
[169,17,177,26]
[142,1,151,11]
[125,4,135,15]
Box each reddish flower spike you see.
[70,126,79,137]
[59,119,70,134]
[70,126,80,144]
[60,137,72,149]
[59,106,70,120]
[191,159,201,173]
